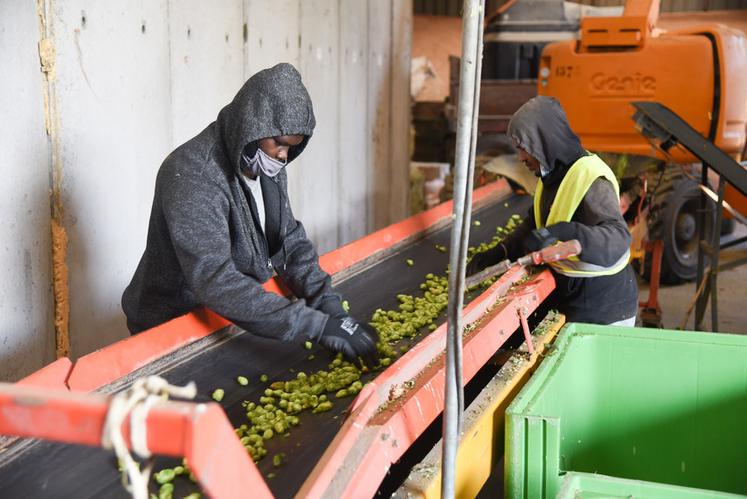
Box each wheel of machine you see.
[646,169,716,284]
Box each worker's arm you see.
[274,207,345,317]
[163,178,327,342]
[466,207,535,275]
[270,203,379,364]
[543,178,631,266]
[501,209,536,261]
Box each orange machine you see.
[530,0,747,287]
[538,0,747,163]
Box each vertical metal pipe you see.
[695,163,709,330]
[442,0,484,497]
[710,176,725,331]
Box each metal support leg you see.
[710,176,725,332]
[518,307,535,355]
[639,239,663,327]
[695,163,710,331]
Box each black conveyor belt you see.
[0,193,531,498]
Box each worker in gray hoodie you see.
[468,96,638,325]
[122,63,378,366]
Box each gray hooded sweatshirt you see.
[122,63,338,340]
[504,96,638,324]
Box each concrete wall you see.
[0,2,56,381]
[0,0,411,380]
[52,0,175,359]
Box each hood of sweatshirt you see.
[216,63,316,174]
[507,96,586,186]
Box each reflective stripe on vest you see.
[534,154,630,277]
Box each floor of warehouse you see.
[638,223,747,334]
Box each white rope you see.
[102,376,197,499]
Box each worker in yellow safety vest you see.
[467,96,638,326]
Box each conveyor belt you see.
[632,101,747,197]
[0,193,531,498]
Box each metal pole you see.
[710,176,725,331]
[695,163,709,330]
[442,1,484,497]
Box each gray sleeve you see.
[545,178,631,267]
[163,179,327,341]
[275,215,340,313]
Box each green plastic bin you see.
[505,323,747,498]
[556,472,744,498]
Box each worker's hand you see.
[466,244,507,276]
[318,315,380,368]
[524,227,558,253]
[318,296,346,319]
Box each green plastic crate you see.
[505,323,747,499]
[556,472,744,498]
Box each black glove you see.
[318,296,346,319]
[524,227,558,253]
[466,243,507,276]
[317,315,379,368]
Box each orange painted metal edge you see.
[67,308,231,392]
[0,382,272,499]
[185,403,273,499]
[297,268,556,498]
[314,179,511,276]
[62,179,512,393]
[17,357,73,390]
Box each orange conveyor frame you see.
[0,180,556,499]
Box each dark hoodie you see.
[122,63,339,340]
[503,96,638,324]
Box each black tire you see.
[646,169,716,284]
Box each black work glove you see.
[524,227,558,253]
[318,315,379,368]
[466,243,507,276]
[318,296,346,319]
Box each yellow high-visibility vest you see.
[534,154,629,277]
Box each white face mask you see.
[246,148,287,178]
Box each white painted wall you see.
[53,0,174,357]
[338,1,371,244]
[0,0,411,379]
[368,0,394,230]
[297,0,341,249]
[168,0,245,146]
[0,1,55,380]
